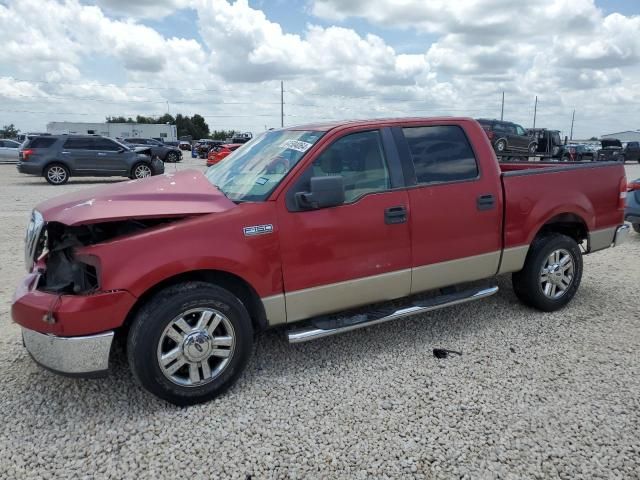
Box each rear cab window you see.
[402,125,479,184]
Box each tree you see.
[211,130,237,140]
[0,123,20,138]
[589,137,599,141]
[106,116,134,123]
[106,113,212,140]
[190,114,210,139]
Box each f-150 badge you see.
[243,224,274,236]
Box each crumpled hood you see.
[35,170,235,226]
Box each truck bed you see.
[499,161,626,249]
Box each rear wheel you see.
[512,233,583,312]
[44,163,69,185]
[633,224,640,234]
[528,142,538,154]
[495,139,507,153]
[127,282,253,406]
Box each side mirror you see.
[296,176,345,210]
[117,147,126,153]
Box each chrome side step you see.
[287,286,499,343]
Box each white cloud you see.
[0,0,639,138]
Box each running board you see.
[287,286,499,344]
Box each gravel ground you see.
[0,158,639,479]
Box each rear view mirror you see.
[296,176,345,210]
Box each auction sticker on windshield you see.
[280,140,313,153]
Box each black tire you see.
[632,224,640,234]
[127,282,253,406]
[528,142,538,154]
[44,163,70,185]
[130,162,153,180]
[165,151,180,163]
[495,139,507,153]
[512,233,583,312]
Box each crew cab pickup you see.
[12,118,629,405]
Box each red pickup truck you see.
[13,117,629,405]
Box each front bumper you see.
[22,327,114,377]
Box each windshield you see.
[205,129,324,202]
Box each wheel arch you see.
[120,269,268,340]
[532,212,589,245]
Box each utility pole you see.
[166,100,170,115]
[500,92,504,121]
[570,110,576,140]
[533,96,538,129]
[280,81,284,128]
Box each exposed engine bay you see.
[36,218,177,294]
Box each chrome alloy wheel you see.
[134,164,152,178]
[47,166,67,184]
[539,249,574,299]
[157,308,235,387]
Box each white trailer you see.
[46,122,178,142]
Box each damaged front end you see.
[26,210,175,295]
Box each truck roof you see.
[284,117,474,132]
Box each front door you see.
[394,123,503,294]
[277,129,411,323]
[89,137,129,173]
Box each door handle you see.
[384,206,407,225]
[477,194,496,211]
[97,152,107,156]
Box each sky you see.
[0,0,639,139]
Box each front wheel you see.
[130,162,153,179]
[166,151,180,163]
[528,142,538,154]
[512,233,583,312]
[127,282,253,406]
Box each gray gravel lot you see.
[0,158,639,479]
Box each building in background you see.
[601,130,640,143]
[46,122,178,141]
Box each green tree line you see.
[106,114,237,140]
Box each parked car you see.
[17,135,164,185]
[0,139,21,162]
[597,139,624,161]
[625,178,640,233]
[206,143,242,166]
[560,144,596,162]
[477,119,538,155]
[179,140,192,151]
[163,141,179,147]
[194,139,224,158]
[231,132,253,144]
[621,141,640,163]
[123,138,182,163]
[12,118,629,405]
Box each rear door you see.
[278,128,412,322]
[393,122,503,294]
[62,137,99,173]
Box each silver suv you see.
[17,135,164,185]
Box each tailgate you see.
[501,162,626,248]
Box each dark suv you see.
[477,119,537,155]
[17,135,164,185]
[123,138,182,163]
[622,141,640,163]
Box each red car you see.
[13,117,629,405]
[206,143,242,166]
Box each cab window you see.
[402,125,479,184]
[307,130,391,203]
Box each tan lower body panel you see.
[410,251,501,294]
[497,245,530,274]
[588,227,616,253]
[284,269,411,323]
[273,249,528,326]
[261,294,287,326]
